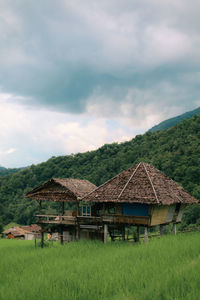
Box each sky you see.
[0,0,200,168]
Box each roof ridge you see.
[80,165,138,201]
[143,163,160,204]
[118,162,142,199]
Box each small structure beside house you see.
[3,224,41,240]
[26,162,199,246]
[26,178,97,245]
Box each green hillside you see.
[149,106,200,132]
[0,115,200,226]
[0,167,23,176]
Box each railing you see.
[36,214,76,224]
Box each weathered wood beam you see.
[122,225,125,241]
[76,202,79,216]
[76,223,80,240]
[39,200,42,213]
[172,223,177,235]
[137,226,140,242]
[60,226,64,245]
[61,202,65,215]
[41,230,44,248]
[144,227,149,243]
[104,224,108,244]
[160,224,164,236]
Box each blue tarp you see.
[122,203,149,216]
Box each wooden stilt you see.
[144,227,149,243]
[109,230,114,242]
[76,202,79,216]
[76,223,80,240]
[104,224,108,244]
[122,225,125,241]
[160,225,164,236]
[61,202,65,215]
[137,226,140,242]
[61,227,64,245]
[126,228,129,240]
[39,200,42,213]
[172,223,177,235]
[41,230,44,248]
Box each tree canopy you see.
[0,115,200,227]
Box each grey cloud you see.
[0,0,200,115]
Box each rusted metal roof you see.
[26,178,97,202]
[20,224,41,233]
[81,162,199,205]
[3,224,41,237]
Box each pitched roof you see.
[3,225,41,236]
[26,178,97,202]
[81,162,198,205]
[20,224,41,233]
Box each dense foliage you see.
[0,115,200,226]
[0,167,23,176]
[149,106,200,132]
[1,234,200,299]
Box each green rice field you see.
[1,233,200,300]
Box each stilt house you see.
[26,162,198,245]
[26,178,97,244]
[81,162,198,226]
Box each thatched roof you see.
[81,162,198,205]
[26,178,97,202]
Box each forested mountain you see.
[0,167,23,176]
[149,107,200,132]
[0,115,200,227]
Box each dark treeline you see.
[0,168,23,176]
[0,115,200,229]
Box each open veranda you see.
[1,233,200,300]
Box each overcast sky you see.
[0,0,200,168]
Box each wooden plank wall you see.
[150,204,186,226]
[150,206,169,226]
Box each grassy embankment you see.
[1,233,200,300]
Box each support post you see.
[39,200,42,213]
[76,202,79,216]
[76,223,80,240]
[172,223,177,235]
[137,226,140,242]
[41,230,44,248]
[160,224,164,236]
[104,224,108,244]
[61,226,64,245]
[61,202,65,215]
[144,227,149,243]
[122,225,125,241]
[126,228,129,240]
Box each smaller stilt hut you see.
[26,178,97,246]
[80,162,199,242]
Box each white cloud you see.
[0,1,199,167]
[0,94,136,167]
[0,148,17,155]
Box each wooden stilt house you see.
[26,162,198,245]
[80,162,198,241]
[26,178,97,245]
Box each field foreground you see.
[0,233,200,300]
